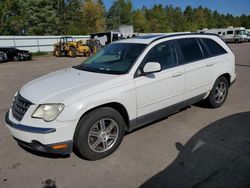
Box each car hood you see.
[20,68,125,104]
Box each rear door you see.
[175,38,212,100]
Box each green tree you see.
[107,0,133,29]
[1,0,250,35]
[240,14,250,29]
[184,6,199,31]
[64,0,84,35]
[165,5,186,32]
[82,0,106,33]
[194,6,208,29]
[132,9,149,32]
[52,0,66,35]
[21,0,60,35]
[0,0,24,35]
[145,4,172,33]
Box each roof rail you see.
[149,33,220,44]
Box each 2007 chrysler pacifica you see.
[5,34,236,160]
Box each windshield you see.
[235,30,246,35]
[73,43,147,74]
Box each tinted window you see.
[177,38,203,64]
[227,31,233,35]
[197,39,210,58]
[202,38,227,56]
[142,41,177,70]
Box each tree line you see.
[0,0,250,35]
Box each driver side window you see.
[143,41,178,71]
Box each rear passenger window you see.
[177,38,203,64]
[202,38,227,57]
[197,39,210,58]
[227,31,233,35]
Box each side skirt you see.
[128,93,206,132]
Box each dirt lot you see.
[0,44,250,188]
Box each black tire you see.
[54,48,62,57]
[74,107,125,160]
[205,76,229,108]
[235,39,240,43]
[68,47,76,57]
[13,55,19,61]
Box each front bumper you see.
[14,137,73,155]
[0,56,8,63]
[18,53,32,61]
[5,111,75,155]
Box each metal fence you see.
[0,35,90,52]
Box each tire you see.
[74,107,125,160]
[13,55,19,61]
[205,76,229,108]
[68,47,76,57]
[54,48,62,57]
[235,39,240,43]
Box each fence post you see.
[13,36,16,48]
[37,37,40,52]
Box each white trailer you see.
[197,26,247,43]
[118,25,134,38]
[246,29,250,42]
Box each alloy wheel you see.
[88,118,119,153]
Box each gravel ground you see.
[0,43,250,188]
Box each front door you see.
[134,41,184,117]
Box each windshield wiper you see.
[73,65,123,75]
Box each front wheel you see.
[205,77,229,108]
[68,47,76,57]
[74,107,125,160]
[13,55,19,61]
[54,48,62,57]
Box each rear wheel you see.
[74,107,125,160]
[68,47,76,57]
[205,76,229,108]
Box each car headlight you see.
[32,104,64,122]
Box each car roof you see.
[115,33,219,44]
[0,47,16,51]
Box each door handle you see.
[172,72,183,77]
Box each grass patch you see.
[32,51,52,56]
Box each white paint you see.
[5,34,236,148]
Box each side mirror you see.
[143,62,161,74]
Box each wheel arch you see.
[219,73,231,85]
[78,102,130,132]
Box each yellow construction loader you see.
[53,36,101,57]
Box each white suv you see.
[5,34,236,160]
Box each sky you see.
[103,0,250,16]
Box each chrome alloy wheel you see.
[214,81,227,104]
[88,118,119,153]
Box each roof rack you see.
[149,33,220,44]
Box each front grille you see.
[12,93,32,121]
